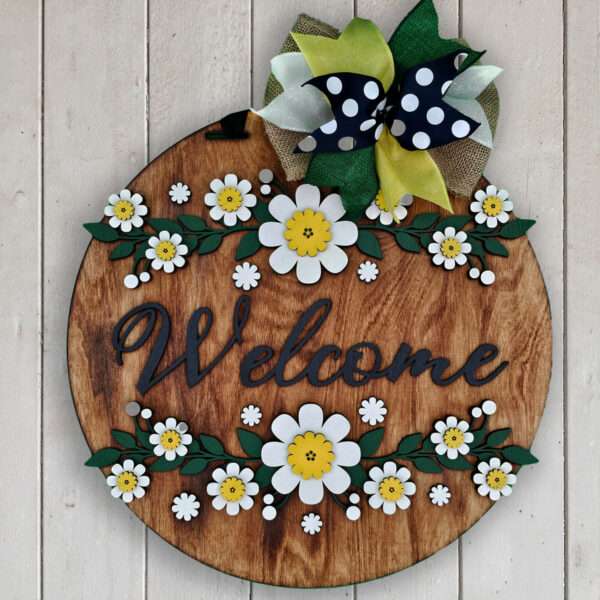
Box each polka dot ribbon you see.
[296,50,481,155]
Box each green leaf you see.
[419,233,432,248]
[501,445,539,465]
[397,433,423,454]
[111,429,137,449]
[237,428,263,457]
[197,234,222,255]
[199,434,224,455]
[346,464,368,487]
[134,423,153,451]
[184,236,198,252]
[483,237,509,257]
[85,447,121,467]
[486,428,512,447]
[235,231,261,260]
[180,458,208,475]
[254,464,276,488]
[468,237,485,258]
[150,454,185,472]
[498,218,536,239]
[395,231,421,253]
[470,427,487,448]
[357,230,383,259]
[253,202,273,223]
[422,437,434,452]
[148,218,183,235]
[438,454,472,470]
[358,428,385,457]
[133,242,148,262]
[409,213,438,230]
[84,222,119,242]
[412,456,443,473]
[437,215,472,231]
[178,215,207,231]
[109,241,136,260]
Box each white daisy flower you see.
[429,484,452,506]
[169,182,191,205]
[207,462,259,516]
[204,173,257,227]
[145,231,188,273]
[232,262,261,291]
[473,457,517,501]
[430,416,474,460]
[365,190,413,225]
[358,396,387,426]
[149,417,193,461]
[301,512,323,535]
[471,185,513,229]
[363,461,416,515]
[240,404,262,427]
[357,260,379,283]
[258,184,358,285]
[104,189,148,232]
[428,227,472,270]
[171,492,200,521]
[261,403,361,505]
[106,459,150,503]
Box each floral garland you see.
[88,399,538,532]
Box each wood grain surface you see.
[67,112,552,587]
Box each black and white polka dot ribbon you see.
[296,50,481,154]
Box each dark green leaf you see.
[253,202,273,223]
[111,429,137,449]
[468,237,485,258]
[84,222,119,242]
[486,428,512,447]
[180,458,208,475]
[134,423,153,450]
[184,236,198,252]
[148,218,183,235]
[395,231,421,253]
[85,447,121,467]
[483,237,509,257]
[419,233,432,248]
[475,451,497,461]
[150,454,185,472]
[357,230,383,259]
[409,213,438,230]
[438,454,472,470]
[237,428,263,457]
[498,218,536,239]
[397,433,423,455]
[412,456,443,473]
[109,241,136,260]
[346,464,368,487]
[254,464,276,488]
[437,215,471,231]
[470,427,487,448]
[501,445,539,465]
[178,215,207,231]
[358,428,385,457]
[235,231,261,260]
[197,234,222,255]
[133,242,148,262]
[199,434,224,455]
[422,437,434,452]
[188,439,200,453]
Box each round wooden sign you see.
[68,113,551,587]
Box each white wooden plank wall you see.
[1,0,597,598]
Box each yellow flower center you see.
[284,209,332,257]
[114,199,135,221]
[220,476,246,502]
[482,195,503,217]
[287,431,335,480]
[217,186,243,212]
[159,429,181,450]
[155,240,176,261]
[116,471,138,493]
[379,476,404,502]
[443,427,465,449]
[486,468,508,490]
[440,237,462,259]
[374,190,399,212]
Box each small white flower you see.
[145,231,188,273]
[171,492,200,521]
[357,260,379,283]
[106,459,150,503]
[363,461,416,514]
[429,484,452,506]
[346,505,361,521]
[169,182,191,205]
[428,227,472,270]
[258,184,358,285]
[104,189,148,232]
[473,457,517,501]
[241,404,262,427]
[149,417,193,461]
[301,512,323,535]
[358,396,387,426]
[207,462,259,516]
[232,262,261,291]
[365,191,413,225]
[141,408,153,419]
[471,185,513,229]
[482,400,497,415]
[204,173,257,227]
[430,416,474,460]
[262,505,277,520]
